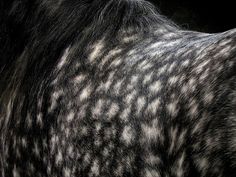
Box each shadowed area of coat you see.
[0,0,236,177]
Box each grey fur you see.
[0,0,236,177]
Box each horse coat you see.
[0,0,236,177]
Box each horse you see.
[0,0,236,176]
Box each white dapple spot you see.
[89,39,105,62]
[149,80,162,94]
[121,125,134,145]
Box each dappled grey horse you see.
[0,0,236,177]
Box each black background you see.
[148,0,236,33]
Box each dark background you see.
[148,0,236,33]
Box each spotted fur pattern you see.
[0,0,236,177]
